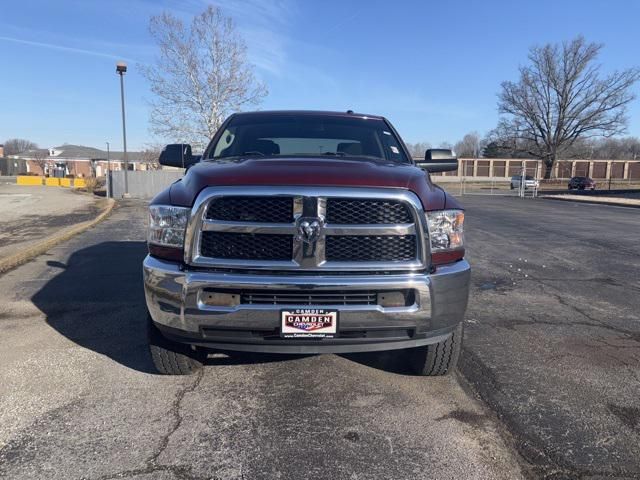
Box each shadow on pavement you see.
[341,350,415,375]
[31,241,302,373]
[32,241,155,373]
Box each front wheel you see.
[148,316,206,375]
[405,323,463,376]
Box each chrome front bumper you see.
[143,256,470,354]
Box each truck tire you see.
[407,323,463,376]
[148,317,206,375]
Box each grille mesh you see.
[240,290,378,306]
[200,232,292,260]
[326,199,412,224]
[206,196,293,223]
[326,235,416,262]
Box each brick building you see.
[9,144,149,177]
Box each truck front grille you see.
[326,235,416,262]
[201,288,415,306]
[191,187,426,271]
[200,232,292,260]
[326,199,412,224]
[241,290,378,305]
[206,196,293,223]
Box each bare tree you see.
[405,141,432,158]
[143,6,268,150]
[454,132,481,158]
[483,119,535,158]
[3,138,37,156]
[32,150,49,175]
[140,144,163,170]
[587,136,640,160]
[497,36,640,178]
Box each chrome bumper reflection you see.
[143,256,470,348]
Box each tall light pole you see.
[105,141,110,198]
[116,61,129,197]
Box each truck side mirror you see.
[158,144,199,169]
[415,149,459,173]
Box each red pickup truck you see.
[143,110,470,375]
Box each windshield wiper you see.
[319,152,385,160]
[241,151,266,157]
[340,154,385,161]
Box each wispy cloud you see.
[214,0,297,27]
[0,35,137,62]
[210,0,297,76]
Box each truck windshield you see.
[207,114,410,164]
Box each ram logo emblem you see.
[297,218,322,244]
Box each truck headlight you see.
[426,209,464,265]
[148,205,190,249]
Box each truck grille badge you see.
[296,217,322,244]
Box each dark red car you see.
[568,176,596,190]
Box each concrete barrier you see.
[17,176,44,186]
[45,177,61,186]
[110,170,184,199]
[16,176,91,188]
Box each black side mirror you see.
[158,144,199,168]
[415,148,458,173]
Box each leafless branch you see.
[3,138,38,156]
[496,36,640,177]
[142,6,268,150]
[32,150,49,175]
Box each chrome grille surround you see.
[184,186,430,272]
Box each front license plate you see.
[281,309,338,339]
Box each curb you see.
[541,195,640,209]
[0,198,116,275]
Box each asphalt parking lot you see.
[0,196,638,479]
[0,184,101,260]
[461,196,640,479]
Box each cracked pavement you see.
[460,196,640,479]
[0,201,525,480]
[0,196,638,479]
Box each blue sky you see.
[1,0,639,151]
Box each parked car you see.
[510,175,540,190]
[568,176,596,190]
[144,110,470,376]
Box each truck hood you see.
[160,157,459,211]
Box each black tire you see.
[406,323,463,376]
[148,316,206,375]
